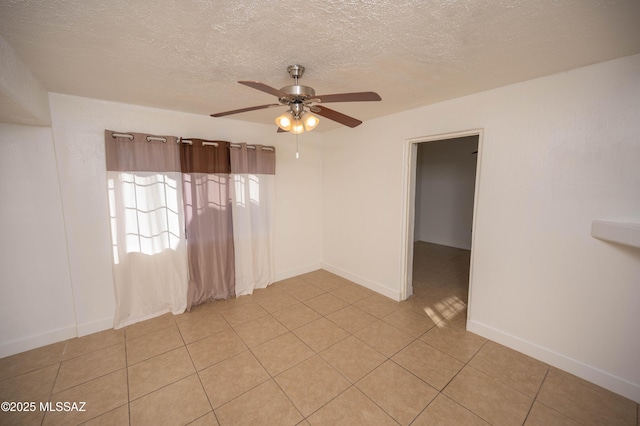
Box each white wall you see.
[414,136,478,249]
[322,54,640,402]
[0,94,323,356]
[0,124,76,357]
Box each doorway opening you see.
[400,130,482,329]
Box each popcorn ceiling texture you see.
[0,0,639,130]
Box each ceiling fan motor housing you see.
[280,66,315,117]
[280,65,316,111]
[279,84,316,99]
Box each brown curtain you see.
[181,139,235,309]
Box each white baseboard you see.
[76,316,114,337]
[0,324,77,358]
[320,262,401,301]
[275,262,323,282]
[467,319,640,404]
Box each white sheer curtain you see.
[230,143,276,296]
[106,131,188,329]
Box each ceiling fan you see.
[211,65,381,134]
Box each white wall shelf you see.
[591,220,640,249]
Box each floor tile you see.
[63,328,125,360]
[320,336,386,383]
[306,386,397,425]
[0,341,65,382]
[305,275,350,293]
[188,411,219,425]
[441,306,467,329]
[233,314,288,347]
[53,343,126,393]
[357,360,438,425]
[125,313,176,341]
[255,292,300,313]
[354,294,402,318]
[330,283,375,304]
[126,325,184,366]
[524,401,581,425]
[443,366,533,425]
[420,323,486,362]
[6,247,639,426]
[400,294,441,319]
[468,340,548,397]
[248,285,285,301]
[252,332,315,376]
[275,355,350,417]
[272,276,308,291]
[0,364,58,401]
[421,294,468,326]
[205,295,253,312]
[382,307,437,337]
[0,366,56,425]
[176,311,230,344]
[220,302,269,327]
[326,305,377,334]
[81,404,129,425]
[412,393,489,425]
[272,303,322,330]
[293,318,349,352]
[0,408,45,426]
[215,380,302,425]
[43,369,128,426]
[187,329,247,371]
[304,293,349,316]
[281,281,326,301]
[355,320,414,357]
[392,340,463,390]
[128,346,195,401]
[129,374,211,426]
[536,369,636,425]
[296,269,337,285]
[199,350,270,408]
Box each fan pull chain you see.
[296,133,300,159]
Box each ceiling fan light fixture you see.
[290,118,305,134]
[275,112,292,131]
[302,113,319,131]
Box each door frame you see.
[399,129,484,315]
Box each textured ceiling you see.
[1,0,639,131]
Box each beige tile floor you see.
[1,241,638,425]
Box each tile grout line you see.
[124,332,131,426]
[173,316,219,423]
[522,367,551,425]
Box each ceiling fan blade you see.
[313,106,362,128]
[239,81,289,98]
[277,127,288,133]
[313,91,381,103]
[211,103,281,117]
